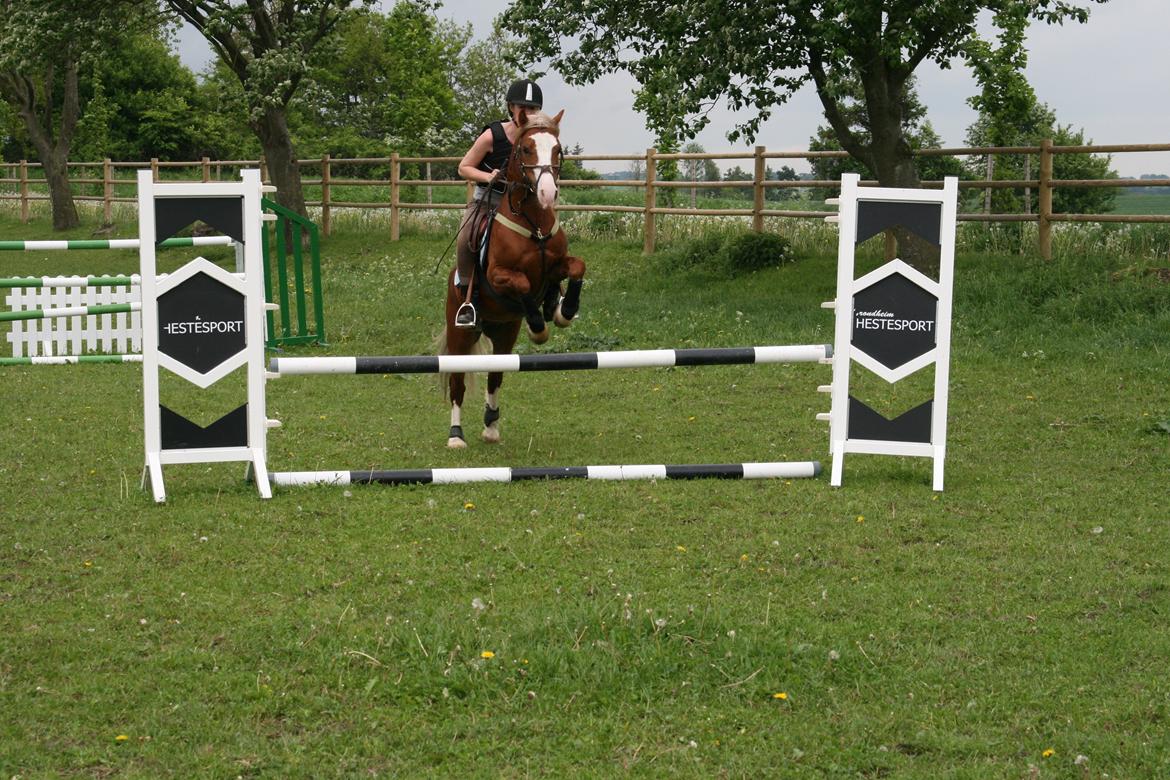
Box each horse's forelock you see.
[520,110,559,134]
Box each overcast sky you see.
[175,0,1169,177]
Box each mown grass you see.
[1,208,1169,777]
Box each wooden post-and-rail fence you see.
[2,142,1168,260]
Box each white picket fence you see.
[4,281,141,357]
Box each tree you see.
[722,165,752,200]
[0,0,151,229]
[680,142,719,206]
[765,164,800,203]
[163,0,376,218]
[962,11,1115,215]
[451,27,524,140]
[502,0,1103,263]
[807,75,965,190]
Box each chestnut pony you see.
[442,109,586,448]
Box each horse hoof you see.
[447,436,467,449]
[554,307,574,328]
[528,325,550,344]
[481,427,501,444]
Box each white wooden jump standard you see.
[138,169,272,502]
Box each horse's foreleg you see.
[448,372,468,448]
[481,322,519,444]
[554,256,586,327]
[482,380,502,444]
[490,267,548,344]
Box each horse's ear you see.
[553,109,564,125]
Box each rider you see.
[452,78,544,329]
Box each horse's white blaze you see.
[532,131,559,209]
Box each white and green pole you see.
[0,302,141,322]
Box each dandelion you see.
[480,650,495,659]
[739,554,749,562]
[83,560,93,568]
[772,692,788,700]
[676,545,687,552]
[115,734,129,742]
[1042,748,1055,758]
[856,515,864,523]
[464,502,476,511]
[687,416,696,422]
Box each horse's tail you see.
[435,323,492,401]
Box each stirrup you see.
[454,301,477,329]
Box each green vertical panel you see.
[291,222,308,337]
[309,221,325,344]
[274,217,293,339]
[260,215,276,347]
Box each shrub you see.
[721,231,795,275]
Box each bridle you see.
[505,125,563,207]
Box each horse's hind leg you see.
[448,371,469,448]
[444,283,480,448]
[482,321,521,444]
[554,256,586,327]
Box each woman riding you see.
[452,78,544,329]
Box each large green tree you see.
[0,0,152,229]
[163,0,376,217]
[296,3,465,158]
[962,10,1115,215]
[502,0,1105,258]
[806,75,965,189]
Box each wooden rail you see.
[2,142,1167,259]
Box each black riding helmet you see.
[506,79,543,109]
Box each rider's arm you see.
[458,129,500,186]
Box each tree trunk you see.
[40,149,79,230]
[250,105,307,218]
[867,113,938,273]
[4,63,82,230]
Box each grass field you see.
[1,210,1169,777]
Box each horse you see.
[442,109,586,448]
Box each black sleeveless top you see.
[477,120,512,183]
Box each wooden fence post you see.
[321,154,332,237]
[643,148,657,255]
[102,158,113,224]
[1038,138,1053,261]
[753,145,766,232]
[426,161,433,205]
[201,156,211,182]
[1023,154,1032,215]
[19,159,29,223]
[150,157,159,182]
[984,154,994,214]
[390,152,400,242]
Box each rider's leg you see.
[453,200,480,329]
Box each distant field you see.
[1113,191,1170,215]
